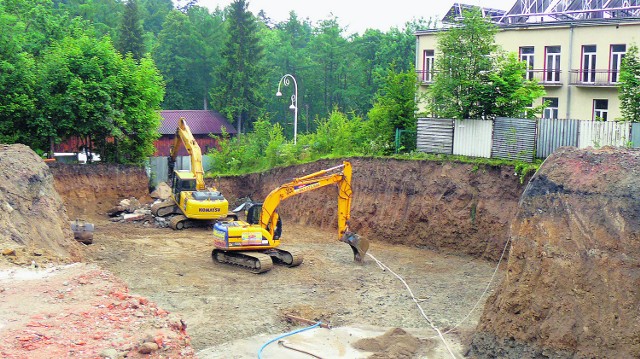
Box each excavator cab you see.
[172,171,196,199]
[246,202,282,240]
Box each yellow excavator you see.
[151,117,237,230]
[211,161,369,273]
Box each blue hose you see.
[257,321,322,359]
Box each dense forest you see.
[0,0,435,164]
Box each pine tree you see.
[117,0,145,60]
[210,0,265,133]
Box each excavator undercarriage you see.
[212,247,303,274]
[151,200,237,230]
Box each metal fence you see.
[492,117,537,162]
[536,118,580,159]
[417,117,636,162]
[453,119,493,158]
[416,118,454,155]
[578,121,630,148]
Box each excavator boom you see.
[250,161,369,262]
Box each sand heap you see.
[469,147,640,358]
[0,144,80,262]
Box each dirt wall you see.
[214,158,528,261]
[469,147,640,358]
[49,163,151,219]
[48,158,528,261]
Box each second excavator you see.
[151,117,236,229]
[211,161,369,273]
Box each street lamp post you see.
[276,74,298,144]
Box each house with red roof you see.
[154,110,237,157]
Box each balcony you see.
[569,70,621,87]
[416,69,435,84]
[525,69,563,87]
[417,69,564,87]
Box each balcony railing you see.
[525,69,563,86]
[569,70,621,87]
[416,69,436,84]
[417,69,564,86]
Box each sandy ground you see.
[78,217,504,358]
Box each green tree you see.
[210,0,265,133]
[429,8,498,119]
[429,9,543,119]
[117,0,145,60]
[0,3,36,144]
[153,10,200,109]
[367,66,418,154]
[619,44,640,122]
[483,52,545,119]
[36,34,164,164]
[139,0,173,36]
[307,18,348,114]
[112,55,164,163]
[53,0,123,38]
[188,6,225,110]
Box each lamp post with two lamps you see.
[275,74,298,144]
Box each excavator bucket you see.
[340,231,369,262]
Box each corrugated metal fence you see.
[418,117,636,162]
[492,117,537,162]
[578,121,630,148]
[453,119,493,158]
[536,119,579,158]
[416,118,453,154]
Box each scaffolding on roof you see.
[442,1,640,25]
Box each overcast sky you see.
[194,0,518,34]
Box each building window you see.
[610,44,626,83]
[593,99,608,121]
[423,50,435,82]
[520,46,535,80]
[543,97,559,119]
[545,46,561,82]
[582,45,597,83]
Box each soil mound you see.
[469,147,640,358]
[0,144,80,264]
[353,327,424,358]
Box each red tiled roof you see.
[159,110,237,135]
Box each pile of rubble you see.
[107,183,172,228]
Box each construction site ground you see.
[3,146,639,358]
[0,151,520,358]
[81,217,502,358]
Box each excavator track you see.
[169,215,188,230]
[169,212,239,230]
[212,249,274,274]
[150,200,179,217]
[265,247,304,267]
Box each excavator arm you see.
[251,161,369,261]
[168,117,206,191]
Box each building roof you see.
[159,110,237,136]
